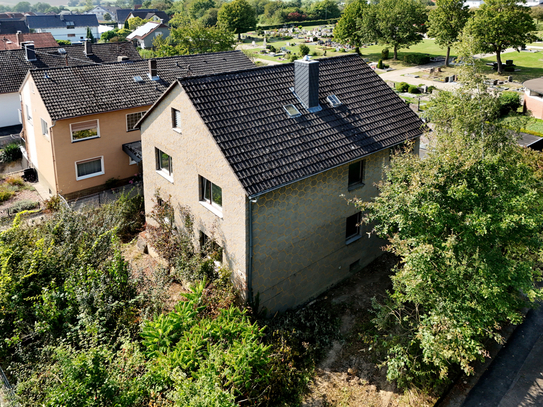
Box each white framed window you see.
[171,108,181,132]
[200,176,222,215]
[71,120,99,142]
[40,119,48,137]
[126,111,146,131]
[25,105,32,124]
[155,148,173,180]
[75,157,104,180]
[345,212,362,244]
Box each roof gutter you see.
[247,133,424,200]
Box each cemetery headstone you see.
[508,76,513,82]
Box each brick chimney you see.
[16,30,23,46]
[148,59,158,79]
[294,56,320,111]
[22,42,36,61]
[83,38,93,56]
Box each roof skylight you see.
[133,76,144,83]
[284,104,301,118]
[327,94,342,107]
[57,48,66,54]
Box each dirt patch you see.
[302,254,438,407]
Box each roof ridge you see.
[177,54,362,83]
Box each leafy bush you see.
[5,176,24,187]
[43,195,62,212]
[1,143,22,163]
[403,54,431,65]
[499,91,521,116]
[0,188,14,202]
[428,85,437,93]
[269,45,277,53]
[381,48,389,60]
[408,85,421,94]
[290,54,299,62]
[396,82,409,92]
[9,199,38,214]
[312,51,319,56]
[299,44,310,56]
[339,48,346,52]
[56,39,71,45]
[377,59,383,69]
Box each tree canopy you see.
[217,0,257,40]
[334,0,370,47]
[427,0,471,66]
[355,42,543,387]
[464,0,536,74]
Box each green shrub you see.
[43,195,62,212]
[381,48,389,60]
[396,82,409,92]
[499,91,521,116]
[339,48,346,52]
[377,59,383,69]
[5,176,24,187]
[1,143,22,163]
[428,85,437,93]
[269,45,276,53]
[9,199,39,214]
[408,85,421,94]
[0,188,14,202]
[312,51,319,56]
[56,39,71,45]
[299,44,310,56]
[403,54,431,65]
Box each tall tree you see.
[354,41,543,387]
[465,0,536,74]
[311,0,341,20]
[531,5,543,23]
[427,0,471,66]
[334,0,370,46]
[218,0,257,40]
[359,0,428,60]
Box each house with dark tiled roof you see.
[136,54,424,311]
[84,6,120,22]
[0,19,29,34]
[127,21,169,49]
[25,14,99,44]
[0,32,58,51]
[19,51,254,199]
[123,9,169,27]
[0,41,141,128]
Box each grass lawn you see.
[479,50,543,83]
[500,115,543,136]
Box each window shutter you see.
[72,120,98,132]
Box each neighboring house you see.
[19,51,254,199]
[137,54,424,312]
[0,19,29,34]
[84,6,119,22]
[114,9,133,27]
[126,21,169,49]
[523,78,543,119]
[25,14,99,44]
[0,32,58,51]
[0,41,141,129]
[120,9,170,28]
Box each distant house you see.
[84,6,119,22]
[25,14,99,44]
[0,32,58,51]
[137,55,424,311]
[120,9,170,28]
[0,19,29,34]
[523,78,543,119]
[0,41,141,129]
[127,21,169,49]
[19,51,254,199]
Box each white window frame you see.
[199,176,223,217]
[171,108,182,133]
[70,119,100,142]
[126,111,146,132]
[41,118,49,137]
[345,211,362,245]
[25,104,32,125]
[155,148,173,182]
[75,156,104,181]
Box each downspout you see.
[248,196,258,305]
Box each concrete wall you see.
[0,93,21,128]
[140,84,249,292]
[252,139,420,312]
[22,74,145,197]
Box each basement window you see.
[284,104,301,118]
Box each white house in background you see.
[127,22,170,49]
[25,14,99,44]
[84,6,119,22]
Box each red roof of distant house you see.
[0,32,58,51]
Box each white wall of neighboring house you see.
[33,27,100,43]
[0,93,21,128]
[20,82,38,169]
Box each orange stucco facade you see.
[21,75,148,198]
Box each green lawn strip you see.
[500,115,543,136]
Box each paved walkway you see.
[461,303,543,407]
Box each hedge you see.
[257,19,339,31]
[403,54,431,65]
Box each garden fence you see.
[0,365,18,407]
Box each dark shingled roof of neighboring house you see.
[177,54,424,197]
[126,9,169,24]
[0,41,141,94]
[0,19,29,34]
[25,14,99,29]
[29,50,254,120]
